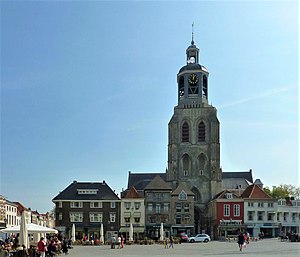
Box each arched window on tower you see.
[182,122,189,143]
[191,187,201,203]
[197,153,206,176]
[203,75,208,97]
[198,121,206,142]
[178,76,184,98]
[182,154,191,177]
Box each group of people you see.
[237,232,250,252]
[110,234,124,249]
[163,236,174,249]
[0,234,71,257]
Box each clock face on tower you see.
[188,73,199,85]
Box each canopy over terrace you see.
[0,223,58,234]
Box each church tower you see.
[167,33,222,231]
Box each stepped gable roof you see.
[52,180,120,201]
[212,189,241,200]
[144,175,172,191]
[222,170,253,183]
[241,184,272,199]
[172,182,194,196]
[127,172,167,191]
[124,186,143,199]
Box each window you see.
[176,203,182,212]
[134,202,141,210]
[198,121,206,142]
[224,204,230,216]
[203,75,208,97]
[109,213,116,223]
[156,204,161,213]
[178,76,184,98]
[90,202,102,208]
[258,211,263,221]
[178,190,187,200]
[110,202,116,208]
[284,213,288,221]
[248,211,253,221]
[134,217,140,223]
[234,204,240,216]
[183,170,189,176]
[124,217,130,223]
[184,215,191,224]
[226,193,233,199]
[183,203,190,212]
[77,189,98,194]
[182,122,189,142]
[248,202,254,207]
[70,212,83,222]
[148,203,153,211]
[124,202,131,210]
[267,213,273,221]
[70,202,83,208]
[58,213,62,221]
[58,202,62,208]
[89,213,103,222]
[258,202,264,208]
[163,203,169,212]
[176,214,181,224]
[268,203,273,207]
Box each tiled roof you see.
[222,170,253,183]
[144,175,172,190]
[241,184,272,199]
[124,186,143,199]
[213,190,240,200]
[127,172,167,191]
[172,182,194,196]
[52,181,120,201]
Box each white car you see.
[188,234,211,243]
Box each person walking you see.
[121,235,124,249]
[237,232,245,252]
[169,236,173,248]
[37,237,47,257]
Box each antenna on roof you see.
[191,22,195,45]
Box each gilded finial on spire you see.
[191,22,194,45]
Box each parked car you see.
[179,232,189,242]
[188,234,211,243]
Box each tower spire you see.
[191,22,194,45]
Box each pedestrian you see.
[117,235,121,249]
[121,235,124,249]
[111,235,116,249]
[237,232,245,252]
[48,240,57,257]
[169,236,173,248]
[37,237,47,257]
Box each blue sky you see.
[1,1,298,213]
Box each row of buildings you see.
[0,195,55,233]
[51,171,300,242]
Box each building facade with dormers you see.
[144,175,172,239]
[52,180,120,241]
[119,186,145,240]
[242,184,278,238]
[208,190,244,240]
[170,182,195,236]
[277,197,300,235]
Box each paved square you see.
[67,239,300,257]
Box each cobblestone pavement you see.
[65,239,300,257]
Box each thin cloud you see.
[218,84,297,109]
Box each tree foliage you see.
[263,184,300,199]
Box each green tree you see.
[264,184,300,199]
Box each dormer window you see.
[77,189,98,195]
[225,193,233,199]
